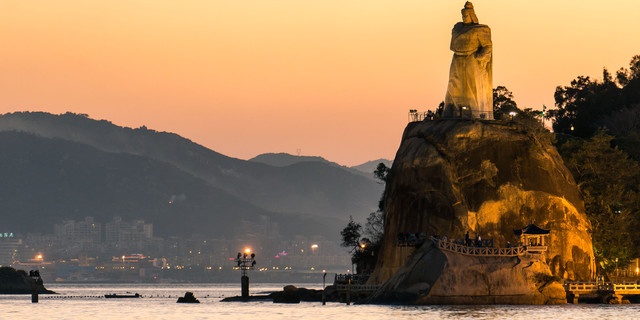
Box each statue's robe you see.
[443,22,493,120]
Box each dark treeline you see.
[492,55,640,274]
[547,55,640,274]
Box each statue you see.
[443,2,493,120]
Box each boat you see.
[104,293,141,298]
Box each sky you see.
[2,1,639,166]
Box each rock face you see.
[368,240,567,304]
[0,267,54,294]
[368,120,595,296]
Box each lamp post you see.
[322,270,327,305]
[235,248,256,300]
[615,258,619,282]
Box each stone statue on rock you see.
[443,2,493,120]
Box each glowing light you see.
[36,254,43,260]
[311,244,318,249]
[360,243,366,248]
[244,248,251,254]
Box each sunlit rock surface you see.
[368,240,566,304]
[368,120,595,303]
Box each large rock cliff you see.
[367,240,567,305]
[368,120,595,295]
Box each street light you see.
[235,249,257,300]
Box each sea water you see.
[1,283,639,320]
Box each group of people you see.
[464,231,486,247]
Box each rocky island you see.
[0,267,54,294]
[365,119,595,304]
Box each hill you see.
[350,159,393,175]
[0,131,330,237]
[249,153,331,167]
[0,112,381,220]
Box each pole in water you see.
[29,269,39,303]
[241,275,249,300]
[322,272,327,305]
[346,278,351,305]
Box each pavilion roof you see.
[513,223,550,236]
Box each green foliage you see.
[493,86,519,120]
[340,216,362,252]
[513,108,555,146]
[547,54,640,273]
[548,55,640,138]
[557,131,640,272]
[373,162,390,183]
[363,211,384,245]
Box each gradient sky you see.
[2,1,639,166]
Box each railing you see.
[335,284,380,292]
[408,110,436,123]
[564,282,640,293]
[437,239,526,257]
[335,273,370,285]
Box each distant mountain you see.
[0,131,331,237]
[0,112,382,237]
[351,159,393,176]
[249,152,374,179]
[249,153,331,167]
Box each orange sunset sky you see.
[2,0,639,166]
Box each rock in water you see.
[176,292,199,303]
[367,120,595,303]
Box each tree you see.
[363,211,384,245]
[373,162,389,183]
[340,216,362,253]
[493,86,519,120]
[548,55,640,138]
[557,131,640,273]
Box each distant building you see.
[105,217,153,243]
[54,216,101,249]
[0,232,22,266]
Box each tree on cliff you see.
[340,216,362,253]
[493,86,519,120]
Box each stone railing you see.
[437,239,526,257]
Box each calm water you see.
[1,283,639,320]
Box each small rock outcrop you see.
[368,120,595,304]
[177,292,200,303]
[0,267,54,294]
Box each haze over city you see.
[2,0,639,165]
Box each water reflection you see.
[1,284,639,320]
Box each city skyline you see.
[2,1,639,165]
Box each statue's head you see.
[461,1,479,24]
